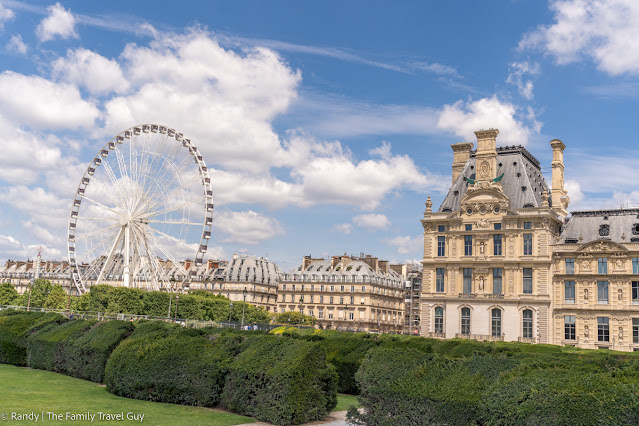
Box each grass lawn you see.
[0,364,254,425]
[333,394,360,412]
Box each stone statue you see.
[584,325,589,337]
[478,276,484,291]
[619,288,623,301]
[479,242,485,254]
[584,288,589,300]
[619,326,623,339]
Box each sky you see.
[0,0,638,271]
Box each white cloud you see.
[0,72,99,130]
[0,186,68,231]
[436,96,540,145]
[385,235,422,255]
[213,210,284,245]
[0,234,61,261]
[410,61,460,77]
[6,34,27,54]
[332,223,353,235]
[521,0,639,76]
[52,48,129,95]
[506,61,540,100]
[0,4,14,30]
[36,2,77,42]
[353,213,391,230]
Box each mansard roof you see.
[439,146,550,213]
[559,208,639,244]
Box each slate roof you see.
[439,146,550,212]
[559,209,639,244]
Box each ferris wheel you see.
[67,124,213,294]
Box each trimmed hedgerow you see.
[63,320,135,383]
[26,319,97,373]
[221,336,337,425]
[105,327,243,407]
[0,310,67,366]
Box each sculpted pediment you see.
[576,239,627,253]
[460,183,510,215]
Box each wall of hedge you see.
[221,335,337,425]
[0,311,66,366]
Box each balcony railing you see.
[455,333,504,342]
[426,332,445,339]
[517,337,536,343]
[458,293,504,299]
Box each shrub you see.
[26,319,96,372]
[221,336,337,425]
[0,310,66,366]
[63,320,135,383]
[0,284,19,305]
[105,327,243,407]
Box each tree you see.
[0,283,19,305]
[275,311,315,326]
[25,279,54,308]
[43,285,68,309]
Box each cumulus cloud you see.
[0,72,99,129]
[52,48,129,95]
[353,213,391,230]
[213,210,284,245]
[521,0,639,75]
[436,96,540,145]
[36,2,77,42]
[0,234,61,260]
[0,4,14,30]
[332,223,353,235]
[6,34,27,54]
[384,235,422,255]
[506,61,540,100]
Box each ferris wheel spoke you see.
[143,195,206,220]
[143,173,202,215]
[79,193,121,216]
[75,223,121,241]
[91,176,125,210]
[102,158,130,210]
[76,216,118,221]
[148,233,190,279]
[142,153,193,211]
[147,219,203,226]
[80,227,121,264]
[95,226,125,286]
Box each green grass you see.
[333,394,360,412]
[0,364,254,425]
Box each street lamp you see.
[299,295,304,326]
[174,294,179,321]
[344,303,349,330]
[228,302,233,322]
[241,287,247,329]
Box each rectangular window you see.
[310,295,314,303]
[330,285,334,292]
[564,280,575,304]
[282,284,286,291]
[493,234,502,256]
[434,307,444,334]
[436,268,445,293]
[350,296,354,304]
[565,315,576,340]
[634,318,639,344]
[292,284,295,291]
[565,258,575,274]
[598,281,609,304]
[461,308,470,335]
[328,312,333,319]
[494,223,502,230]
[523,268,533,294]
[318,310,324,319]
[633,282,639,304]
[465,224,472,231]
[329,296,334,304]
[350,286,355,292]
[522,310,533,338]
[633,258,639,274]
[339,296,344,304]
[361,286,365,292]
[464,235,473,256]
[340,285,344,292]
[524,222,532,229]
[523,233,533,255]
[349,312,354,320]
[437,236,446,257]
[320,295,324,304]
[598,258,608,274]
[463,268,472,294]
[320,285,324,291]
[438,225,446,232]
[493,268,502,295]
[491,309,501,337]
[598,317,610,342]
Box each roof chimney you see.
[550,139,569,217]
[474,129,499,181]
[451,142,474,184]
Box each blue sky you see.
[0,0,638,270]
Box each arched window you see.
[491,309,502,337]
[434,307,444,334]
[523,309,533,338]
[461,307,470,335]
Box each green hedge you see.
[26,319,97,373]
[221,336,337,425]
[63,320,135,383]
[105,326,243,407]
[0,310,66,366]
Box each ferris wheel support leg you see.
[96,226,124,287]
[123,224,131,288]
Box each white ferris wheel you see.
[67,124,214,294]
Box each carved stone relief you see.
[476,218,490,228]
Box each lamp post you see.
[174,294,179,321]
[228,302,233,322]
[344,303,349,330]
[299,295,304,326]
[27,278,34,312]
[241,287,247,329]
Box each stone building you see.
[278,254,405,332]
[552,209,639,350]
[421,129,568,343]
